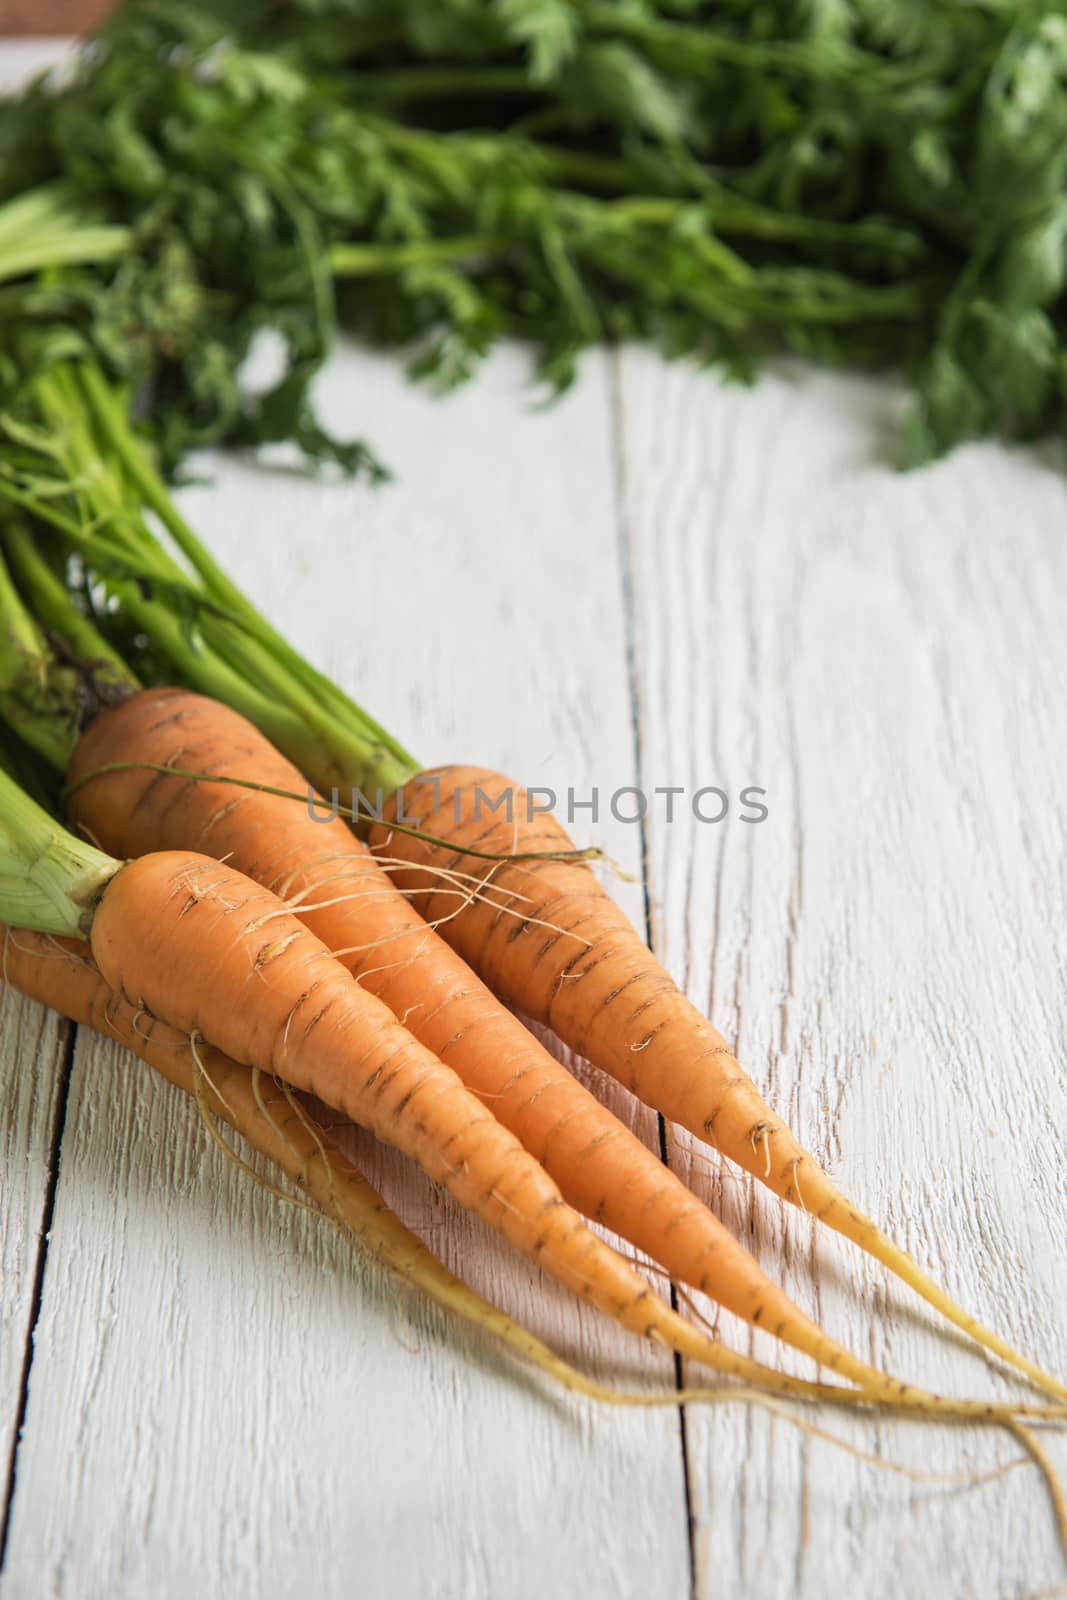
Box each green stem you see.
[2,378,377,787]
[0,185,130,285]
[0,720,63,814]
[0,227,130,283]
[0,762,116,937]
[594,190,922,257]
[2,361,420,800]
[582,6,926,86]
[4,525,137,691]
[93,573,364,791]
[0,543,84,770]
[0,542,47,686]
[327,185,922,300]
[328,119,923,280]
[0,473,340,780]
[76,363,419,794]
[330,234,508,277]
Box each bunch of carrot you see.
[0,361,1064,1554]
[0,14,1056,1567]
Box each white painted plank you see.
[0,38,70,85]
[616,347,1067,1598]
[1,345,690,1600]
[0,993,69,1515]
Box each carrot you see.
[2,375,1060,1405]
[354,763,1067,1404]
[91,853,729,1362]
[67,687,939,1398]
[2,765,931,1404]
[0,534,938,1408]
[8,926,1065,1439]
[0,923,619,1402]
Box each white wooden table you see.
[2,40,1067,1600]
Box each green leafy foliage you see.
[0,0,1066,469]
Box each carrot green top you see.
[0,762,115,938]
[0,186,128,287]
[0,362,421,805]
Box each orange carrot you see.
[67,688,924,1398]
[0,924,677,1406]
[353,763,1067,1404]
[7,924,1055,1430]
[57,836,963,1401]
[13,371,1057,1399]
[87,853,689,1342]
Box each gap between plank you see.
[606,345,698,1600]
[0,1019,78,1570]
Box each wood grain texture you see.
[614,346,1067,1598]
[0,345,690,1600]
[0,989,69,1538]
[0,46,81,1578]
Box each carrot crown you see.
[0,761,116,937]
